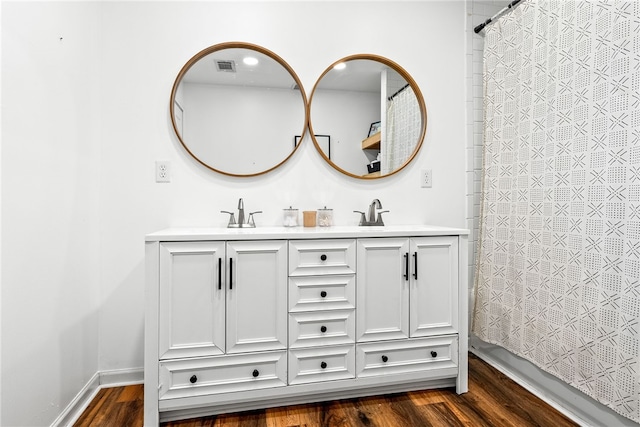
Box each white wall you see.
[311,89,380,175]
[2,1,467,425]
[1,2,101,426]
[0,2,3,424]
[98,0,467,370]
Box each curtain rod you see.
[387,83,409,101]
[388,84,410,101]
[473,0,522,34]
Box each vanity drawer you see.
[288,345,355,385]
[289,309,355,348]
[289,239,356,276]
[289,275,355,312]
[356,336,457,378]
[158,351,287,400]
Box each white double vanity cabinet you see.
[144,225,469,424]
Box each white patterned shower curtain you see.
[382,86,420,174]
[473,0,640,422]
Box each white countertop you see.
[146,225,469,242]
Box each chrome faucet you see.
[221,198,262,228]
[368,199,382,224]
[354,199,388,226]
[237,198,245,226]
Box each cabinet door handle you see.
[320,361,327,369]
[320,291,327,298]
[218,258,222,290]
[229,257,233,290]
[252,369,259,377]
[320,254,327,261]
[381,355,388,363]
[320,325,327,333]
[404,253,409,280]
[190,375,197,384]
[431,351,438,358]
[413,252,418,279]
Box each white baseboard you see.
[99,367,144,388]
[49,372,101,427]
[470,335,638,427]
[470,345,588,426]
[50,368,143,427]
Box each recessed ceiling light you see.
[243,57,259,66]
[333,62,346,70]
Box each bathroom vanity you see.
[144,225,469,424]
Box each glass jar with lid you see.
[317,206,333,227]
[283,206,299,227]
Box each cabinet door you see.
[226,240,287,353]
[159,242,226,360]
[410,236,458,337]
[357,238,409,342]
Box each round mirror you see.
[308,55,426,179]
[170,42,308,177]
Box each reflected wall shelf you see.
[361,133,381,150]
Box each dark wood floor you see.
[74,353,577,427]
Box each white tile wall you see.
[465,0,508,292]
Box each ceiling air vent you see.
[215,60,236,72]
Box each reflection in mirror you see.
[170,42,307,176]
[309,55,426,179]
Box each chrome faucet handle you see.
[221,211,237,227]
[375,210,389,225]
[247,211,262,227]
[353,210,366,226]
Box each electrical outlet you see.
[421,169,432,188]
[156,161,171,183]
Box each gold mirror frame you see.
[170,42,308,177]
[308,54,427,179]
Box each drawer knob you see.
[320,325,327,333]
[252,369,260,378]
[431,351,438,358]
[381,355,388,363]
[320,291,327,298]
[189,375,197,384]
[320,254,327,261]
[321,361,327,369]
